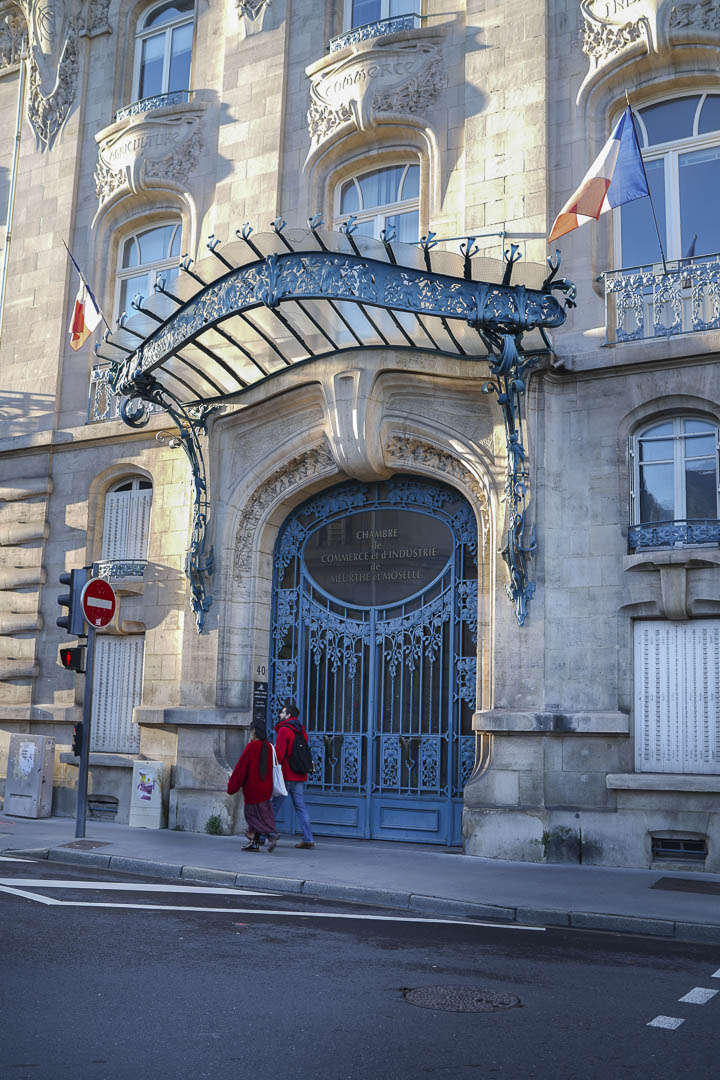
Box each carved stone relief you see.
[236,0,271,34]
[0,7,27,69]
[579,0,720,104]
[232,441,336,586]
[94,105,206,204]
[307,38,446,146]
[85,0,110,35]
[581,0,720,65]
[383,433,491,554]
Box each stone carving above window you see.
[86,0,110,35]
[94,101,207,205]
[307,36,446,148]
[0,8,27,69]
[579,0,720,104]
[236,0,271,33]
[582,0,720,64]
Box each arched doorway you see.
[268,475,479,845]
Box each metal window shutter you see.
[91,637,144,754]
[634,620,720,774]
[101,489,152,561]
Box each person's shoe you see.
[267,836,278,853]
[242,841,260,851]
[295,841,314,849]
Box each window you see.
[633,418,719,527]
[334,162,420,243]
[619,94,720,267]
[133,0,194,103]
[115,222,181,319]
[346,1,416,29]
[102,478,153,563]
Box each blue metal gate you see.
[268,476,478,844]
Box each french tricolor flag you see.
[69,279,103,351]
[548,107,649,244]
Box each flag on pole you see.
[548,106,649,244]
[64,240,106,351]
[69,279,103,351]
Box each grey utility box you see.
[4,735,55,818]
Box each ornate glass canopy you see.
[94,220,576,632]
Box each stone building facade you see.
[0,0,718,869]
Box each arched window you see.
[133,0,194,103]
[102,478,153,563]
[632,417,719,538]
[619,93,720,267]
[334,162,420,242]
[345,1,416,30]
[115,222,182,319]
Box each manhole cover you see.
[403,986,521,1013]
[60,840,112,850]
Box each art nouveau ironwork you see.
[629,519,720,551]
[604,255,720,343]
[269,476,479,844]
[94,220,575,630]
[329,14,421,52]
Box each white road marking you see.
[678,987,718,1005]
[0,855,35,862]
[0,878,275,896]
[713,969,720,979]
[0,884,60,905]
[647,1016,685,1030]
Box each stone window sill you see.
[624,549,720,572]
[606,773,720,793]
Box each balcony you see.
[115,89,194,123]
[629,519,720,553]
[329,14,422,52]
[604,254,720,344]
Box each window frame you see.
[343,0,417,31]
[114,220,182,321]
[614,91,720,268]
[332,160,421,242]
[631,415,720,528]
[101,476,154,564]
[131,0,195,104]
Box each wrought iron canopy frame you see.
[94,221,576,631]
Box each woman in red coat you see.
[227,721,278,852]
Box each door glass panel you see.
[620,158,665,267]
[639,436,673,462]
[351,0,381,26]
[169,22,193,91]
[639,462,674,520]
[679,146,720,258]
[119,273,149,316]
[139,34,165,98]
[386,210,419,244]
[685,458,717,519]
[698,94,720,135]
[304,509,453,605]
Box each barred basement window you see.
[651,836,707,862]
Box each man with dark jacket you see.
[272,700,315,849]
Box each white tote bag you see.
[271,743,288,798]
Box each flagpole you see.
[625,92,669,276]
[62,240,111,330]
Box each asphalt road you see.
[1,855,718,1080]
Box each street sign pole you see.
[75,619,95,839]
[75,563,107,840]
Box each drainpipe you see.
[0,47,26,341]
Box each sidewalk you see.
[2,814,720,943]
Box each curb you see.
[4,845,720,944]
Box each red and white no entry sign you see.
[81,578,117,628]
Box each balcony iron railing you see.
[604,253,720,343]
[329,13,422,52]
[97,560,148,581]
[629,519,720,552]
[115,90,193,123]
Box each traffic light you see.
[71,723,83,757]
[59,645,85,672]
[57,567,89,636]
